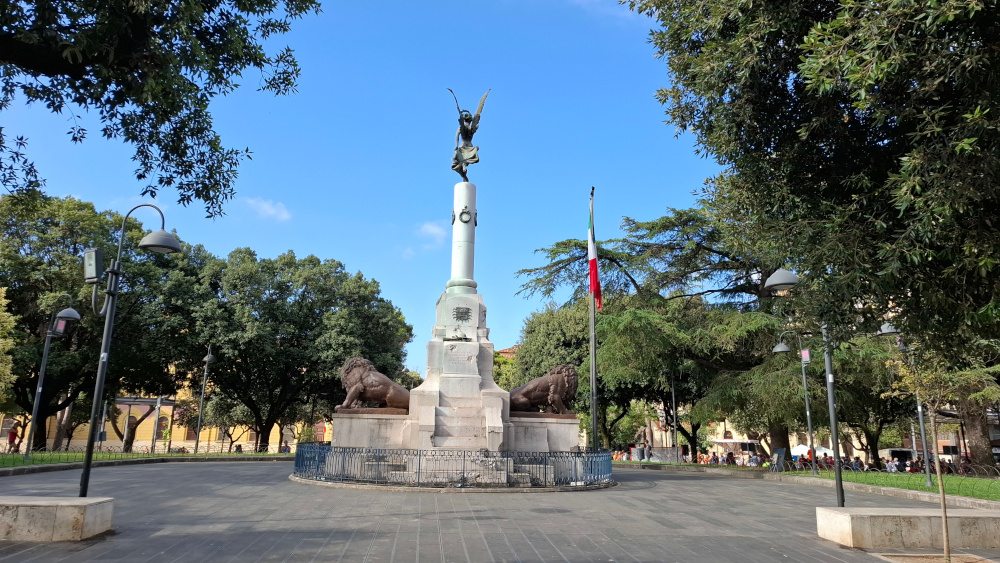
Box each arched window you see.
[156,416,169,440]
[723,430,733,439]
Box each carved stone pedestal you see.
[404,181,511,451]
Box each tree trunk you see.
[768,422,792,466]
[30,415,48,451]
[677,422,700,460]
[957,399,993,467]
[256,421,275,452]
[929,413,950,562]
[110,407,154,453]
[51,398,73,451]
[863,428,883,470]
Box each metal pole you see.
[24,324,55,461]
[796,335,818,475]
[822,326,845,507]
[900,337,934,488]
[165,402,175,452]
[150,395,163,453]
[916,392,934,487]
[80,260,120,497]
[588,290,599,450]
[194,359,210,454]
[671,381,678,462]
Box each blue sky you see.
[5,0,719,374]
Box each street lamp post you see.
[876,323,934,488]
[194,347,217,454]
[24,295,81,461]
[772,331,818,475]
[79,204,181,497]
[764,268,846,507]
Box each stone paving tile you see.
[0,463,999,562]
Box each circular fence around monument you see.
[292,444,613,489]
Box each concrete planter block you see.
[816,507,1000,549]
[0,496,113,541]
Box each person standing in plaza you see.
[6,421,20,453]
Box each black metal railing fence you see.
[293,444,613,489]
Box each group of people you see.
[613,441,653,461]
[879,455,975,475]
[610,444,995,476]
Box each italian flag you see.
[588,195,603,310]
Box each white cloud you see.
[245,197,291,221]
[417,221,448,249]
[402,247,415,259]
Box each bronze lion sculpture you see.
[335,357,410,412]
[509,364,579,414]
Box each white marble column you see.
[446,182,477,294]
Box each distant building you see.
[497,345,520,359]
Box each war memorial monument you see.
[292,92,611,489]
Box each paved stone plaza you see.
[0,462,997,562]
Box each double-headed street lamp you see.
[79,204,181,497]
[24,295,80,461]
[875,322,935,488]
[764,268,846,507]
[772,331,818,475]
[193,347,217,454]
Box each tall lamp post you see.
[764,268,846,507]
[24,295,80,461]
[194,347,217,454]
[875,322,934,488]
[772,331,818,475]
[79,204,181,497]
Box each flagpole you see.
[589,187,599,450]
[589,287,598,450]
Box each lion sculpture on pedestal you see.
[334,357,410,412]
[509,364,579,415]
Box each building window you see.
[942,445,960,455]
[186,427,197,440]
[723,431,733,439]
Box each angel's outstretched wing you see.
[446,88,462,114]
[471,89,490,128]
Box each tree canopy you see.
[0,192,199,448]
[628,0,1000,352]
[1,0,321,216]
[0,287,15,401]
[193,248,413,450]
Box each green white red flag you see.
[588,193,602,310]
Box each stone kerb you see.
[816,507,1000,549]
[0,496,113,541]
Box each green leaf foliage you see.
[0,0,321,216]
[0,192,201,448]
[628,0,1000,353]
[192,248,412,450]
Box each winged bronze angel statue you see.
[447,88,490,182]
